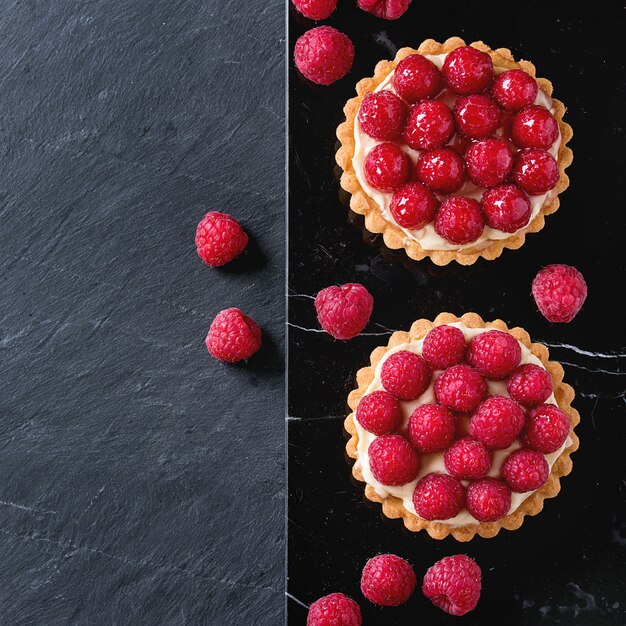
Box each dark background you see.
[0,1,284,624]
[288,2,626,625]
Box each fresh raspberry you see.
[415,147,465,194]
[355,390,402,435]
[195,212,248,267]
[434,197,484,245]
[501,448,549,492]
[465,138,513,188]
[205,308,262,363]
[413,473,464,520]
[315,283,374,340]
[442,46,493,95]
[294,26,354,86]
[380,350,432,400]
[368,434,421,486]
[364,142,411,192]
[531,264,588,323]
[491,69,538,111]
[481,184,531,233]
[307,593,362,626]
[444,436,492,479]
[404,100,454,150]
[422,325,466,369]
[360,554,416,607]
[389,182,438,230]
[511,148,559,195]
[467,330,522,379]
[466,477,511,521]
[292,0,337,20]
[423,555,482,616]
[470,396,525,449]
[510,105,559,150]
[453,94,502,139]
[358,90,408,141]
[524,404,570,453]
[409,404,456,454]
[357,0,412,20]
[435,364,487,413]
[506,363,553,407]
[393,53,443,102]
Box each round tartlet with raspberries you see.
[345,312,579,541]
[336,37,573,266]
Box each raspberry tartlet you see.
[336,37,573,265]
[345,312,579,540]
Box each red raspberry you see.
[434,197,484,245]
[481,184,531,233]
[357,0,412,20]
[380,350,432,400]
[416,147,465,194]
[413,473,464,520]
[491,69,538,111]
[315,283,373,340]
[358,90,408,141]
[355,390,402,435]
[364,142,411,192]
[506,363,553,407]
[361,554,416,607]
[531,264,588,323]
[442,46,493,95]
[470,396,525,449]
[466,477,511,521]
[307,593,362,626]
[435,364,487,413]
[422,325,466,369]
[465,138,513,188]
[368,434,421,486]
[524,404,570,453]
[444,436,492,479]
[467,330,522,379]
[501,448,549,492]
[423,555,481,616]
[292,0,337,20]
[294,26,354,86]
[511,148,559,195]
[409,404,456,453]
[205,308,262,363]
[511,105,559,150]
[453,94,502,139]
[195,212,248,267]
[389,182,438,229]
[393,54,443,102]
[404,100,454,150]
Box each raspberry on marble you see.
[481,184,532,233]
[358,90,408,141]
[294,26,354,85]
[368,434,421,486]
[404,99,454,150]
[434,197,484,245]
[491,69,538,111]
[531,264,588,323]
[465,137,513,188]
[442,46,494,95]
[412,473,464,520]
[422,324,466,369]
[315,283,374,340]
[356,390,402,435]
[501,448,550,492]
[409,404,456,454]
[292,0,337,20]
[510,105,559,149]
[444,436,492,480]
[357,0,412,20]
[389,182,438,230]
[307,593,362,626]
[393,53,443,102]
[524,404,570,453]
[364,142,412,192]
[506,363,553,407]
[511,148,559,195]
[467,330,522,379]
[380,350,432,400]
[470,396,525,449]
[360,554,416,606]
[415,147,465,194]
[434,364,487,413]
[465,477,511,521]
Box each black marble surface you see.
[288,2,626,624]
[0,1,284,624]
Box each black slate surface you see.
[0,1,284,624]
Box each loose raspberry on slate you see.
[465,137,514,188]
[502,448,549,492]
[357,0,412,20]
[422,325,466,369]
[356,390,402,435]
[307,593,362,626]
[409,404,456,454]
[507,363,553,407]
[532,264,588,323]
[467,330,522,379]
[444,436,492,480]
[491,69,538,111]
[466,477,511,522]
[380,350,432,400]
[413,473,464,520]
[434,197,484,245]
[481,184,532,233]
[292,0,337,20]
[368,434,421,486]
[435,364,487,413]
[358,90,408,141]
[423,555,482,616]
[511,148,559,195]
[361,554,416,606]
[206,308,262,363]
[315,283,373,340]
[416,147,465,194]
[294,26,354,85]
[364,142,411,192]
[442,46,493,95]
[470,396,525,449]
[524,404,570,453]
[196,211,248,267]
[389,182,438,230]
[404,99,455,150]
[453,94,502,139]
[393,53,443,102]
[511,105,559,150]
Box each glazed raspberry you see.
[206,308,262,363]
[453,94,502,139]
[481,184,531,233]
[415,148,465,194]
[444,436,492,480]
[465,138,513,188]
[434,197,484,245]
[466,478,511,522]
[423,555,481,616]
[292,0,337,20]
[532,264,588,323]
[491,69,538,111]
[380,350,432,400]
[413,473,464,520]
[467,330,522,379]
[435,364,486,413]
[361,554,416,607]
[364,143,411,192]
[510,105,559,149]
[409,404,456,454]
[358,90,408,141]
[422,325,466,369]
[356,390,402,435]
[524,404,570,453]
[369,434,421,486]
[442,46,493,95]
[507,363,553,407]
[393,53,443,102]
[357,0,412,19]
[404,100,454,150]
[307,593,362,626]
[511,148,559,195]
[470,396,525,449]
[315,283,373,340]
[389,182,437,229]
[196,211,248,267]
[502,448,549,492]
[294,26,354,86]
